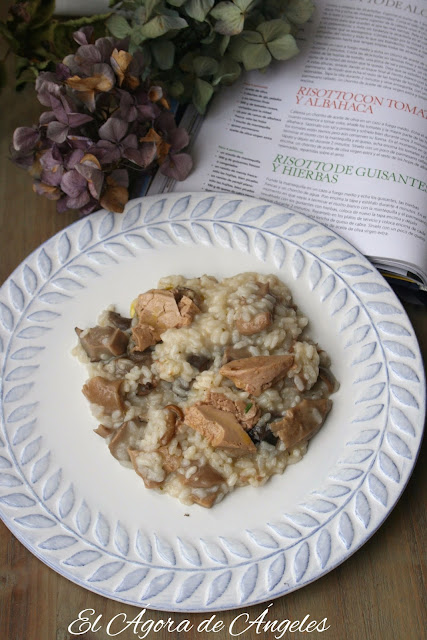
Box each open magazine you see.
[148,0,427,292]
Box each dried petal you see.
[68,112,94,128]
[110,168,129,188]
[46,121,69,143]
[66,190,91,209]
[64,149,85,169]
[33,181,61,200]
[100,176,129,213]
[124,143,157,168]
[111,49,133,86]
[41,165,64,187]
[75,44,102,67]
[99,117,128,143]
[160,152,193,181]
[91,140,121,164]
[12,127,40,153]
[95,37,116,61]
[168,127,190,153]
[80,153,102,169]
[73,27,94,46]
[61,169,87,197]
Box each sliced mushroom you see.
[270,398,332,449]
[107,310,132,330]
[76,326,129,362]
[192,492,219,508]
[127,349,154,365]
[82,376,124,413]
[247,412,280,446]
[128,449,165,489]
[161,406,181,446]
[180,463,224,489]
[158,445,182,473]
[222,345,252,365]
[187,354,212,372]
[108,417,145,461]
[184,404,256,455]
[93,424,113,438]
[220,355,294,396]
[235,311,272,336]
[136,380,157,396]
[318,367,339,394]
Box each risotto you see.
[74,273,338,508]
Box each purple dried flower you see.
[11,28,193,216]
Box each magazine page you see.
[150,0,427,284]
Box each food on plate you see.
[74,273,338,508]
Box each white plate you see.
[0,193,424,612]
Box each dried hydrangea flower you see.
[11,27,192,216]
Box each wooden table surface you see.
[0,63,426,640]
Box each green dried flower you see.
[106,0,314,113]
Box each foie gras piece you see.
[184,404,256,455]
[219,355,294,396]
[134,288,200,338]
[270,398,332,449]
[131,323,157,352]
[82,376,124,413]
[235,311,272,335]
[76,326,129,361]
[203,392,260,430]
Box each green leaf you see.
[185,0,215,21]
[106,14,132,38]
[257,19,291,42]
[193,55,219,77]
[169,80,185,97]
[167,0,187,6]
[212,56,241,86]
[240,29,263,43]
[140,14,188,38]
[285,0,315,25]
[210,2,244,35]
[241,42,271,70]
[235,0,258,11]
[219,34,230,55]
[193,77,214,113]
[151,39,175,69]
[267,33,299,60]
[229,29,262,61]
[145,0,163,20]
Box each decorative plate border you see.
[0,193,425,612]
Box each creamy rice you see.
[74,273,338,508]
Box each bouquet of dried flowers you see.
[10,27,192,215]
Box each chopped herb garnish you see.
[244,402,253,413]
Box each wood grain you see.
[0,60,426,640]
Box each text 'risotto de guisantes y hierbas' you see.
[74,272,339,508]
